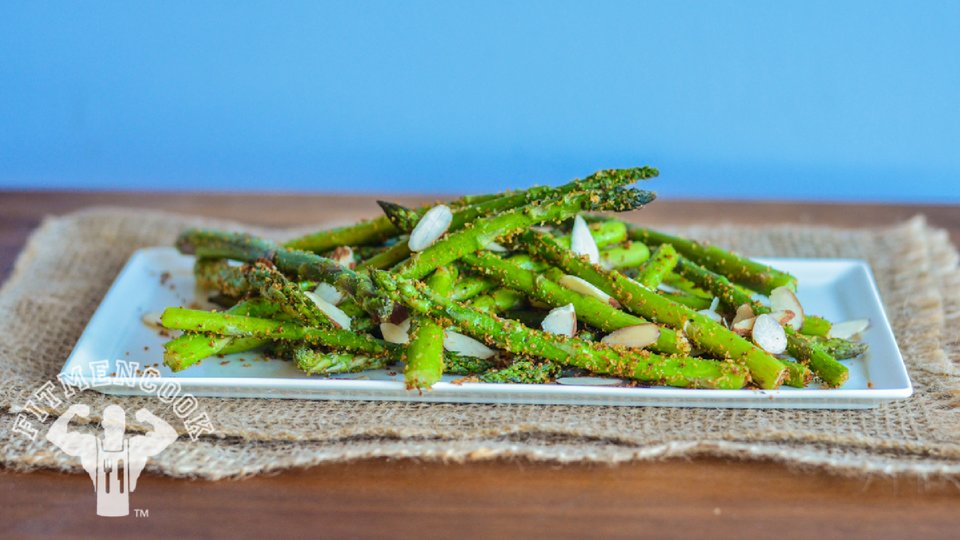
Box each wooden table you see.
[2,192,958,539]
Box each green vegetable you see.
[674,255,849,388]
[461,251,689,355]
[176,229,394,321]
[392,188,656,280]
[480,359,561,384]
[627,226,798,294]
[599,242,651,270]
[405,266,458,390]
[371,270,747,389]
[523,231,787,389]
[160,307,398,358]
[800,315,832,337]
[637,244,679,288]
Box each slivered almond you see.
[770,287,804,330]
[771,309,796,326]
[752,313,787,354]
[541,304,577,337]
[141,311,165,330]
[305,291,352,330]
[732,316,757,336]
[600,324,661,349]
[313,282,344,305]
[557,275,621,308]
[698,298,724,324]
[484,241,509,252]
[698,309,724,324]
[380,318,411,344]
[408,204,453,252]
[731,304,755,326]
[570,215,600,264]
[444,330,497,359]
[830,319,870,339]
[330,246,356,269]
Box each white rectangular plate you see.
[61,248,912,409]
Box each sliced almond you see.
[380,318,411,344]
[656,283,680,294]
[408,204,453,252]
[541,304,577,337]
[731,304,755,326]
[752,313,787,354]
[698,298,724,325]
[770,287,804,330]
[141,311,165,330]
[771,309,796,327]
[304,291,352,330]
[557,275,621,308]
[313,282,344,305]
[444,330,497,359]
[484,241,509,253]
[829,318,870,339]
[697,309,724,325]
[570,215,600,264]
[330,246,356,269]
[600,324,661,349]
[732,316,757,336]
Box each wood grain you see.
[1,191,958,539]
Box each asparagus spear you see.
[283,192,504,253]
[176,229,395,321]
[800,315,832,337]
[468,288,526,314]
[405,266,457,389]
[480,359,561,384]
[380,168,658,233]
[392,188,655,281]
[289,347,391,375]
[637,244,679,289]
[660,291,713,310]
[555,219,629,249]
[812,336,869,359]
[599,242,651,270]
[160,307,399,358]
[674,256,849,387]
[445,354,498,376]
[245,262,332,327]
[371,270,747,389]
[450,275,497,302]
[461,251,689,355]
[355,237,411,270]
[626,226,798,294]
[523,231,787,389]
[284,216,399,253]
[162,298,281,372]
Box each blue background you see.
[1,1,958,201]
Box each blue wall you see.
[1,1,958,201]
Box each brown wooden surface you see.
[1,191,959,539]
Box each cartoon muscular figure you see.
[46,404,178,517]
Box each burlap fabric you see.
[0,208,957,479]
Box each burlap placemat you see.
[0,207,957,479]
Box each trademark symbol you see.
[134,509,149,518]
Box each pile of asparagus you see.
[157,167,870,390]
